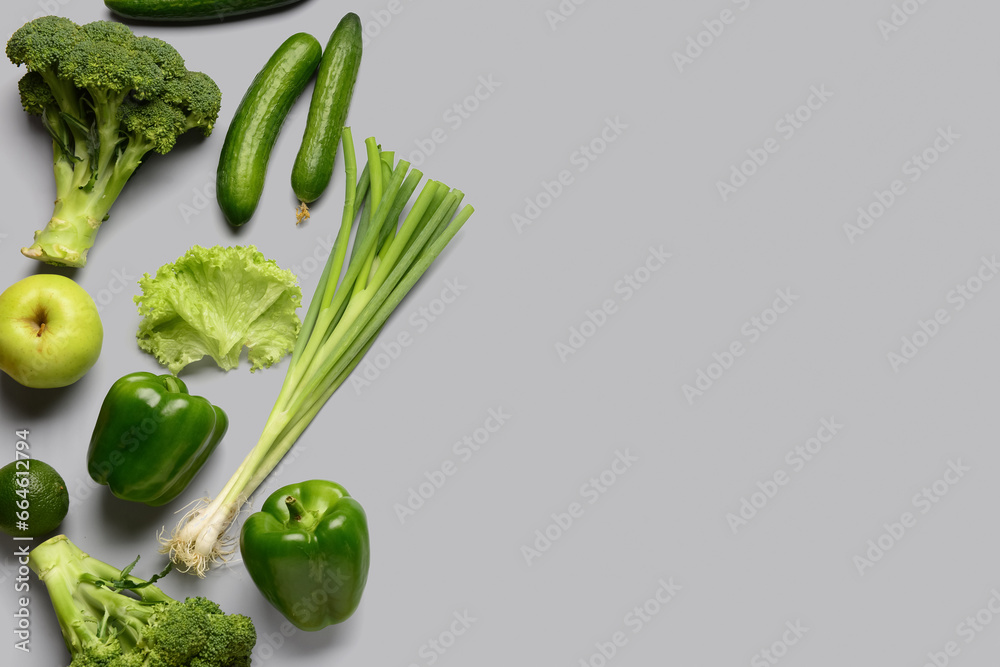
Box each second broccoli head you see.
[29,535,256,667]
[7,16,222,267]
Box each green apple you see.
[0,274,103,388]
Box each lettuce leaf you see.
[135,245,302,374]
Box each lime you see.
[0,459,70,537]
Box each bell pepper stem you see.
[284,496,306,522]
[284,495,322,531]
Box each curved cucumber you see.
[217,33,322,227]
[104,0,306,22]
[291,13,364,205]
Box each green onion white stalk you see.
[162,129,474,575]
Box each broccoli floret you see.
[135,36,187,81]
[162,71,222,133]
[120,98,188,154]
[5,15,80,71]
[6,17,221,267]
[58,38,165,104]
[29,536,256,667]
[16,70,53,114]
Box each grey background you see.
[2,0,999,665]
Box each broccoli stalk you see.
[29,535,256,667]
[7,17,221,268]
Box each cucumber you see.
[217,33,322,228]
[291,13,363,206]
[104,0,305,22]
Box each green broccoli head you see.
[29,537,256,667]
[6,17,222,267]
[7,15,221,136]
[141,598,254,667]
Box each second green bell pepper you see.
[240,480,370,631]
[87,372,228,506]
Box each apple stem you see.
[37,322,46,337]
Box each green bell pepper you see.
[240,480,370,631]
[87,372,228,506]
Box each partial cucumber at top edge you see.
[217,33,322,228]
[291,13,363,205]
[104,0,306,22]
